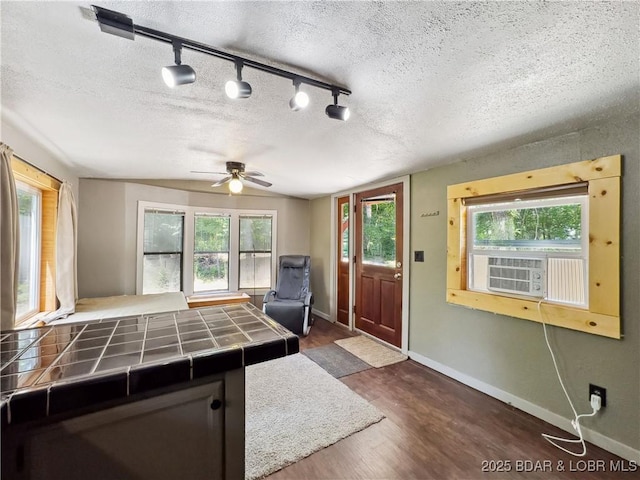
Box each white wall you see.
[77,179,310,298]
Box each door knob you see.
[394,273,402,279]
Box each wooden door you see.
[355,183,403,347]
[336,196,350,326]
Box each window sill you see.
[186,292,251,309]
[446,289,620,339]
[13,311,51,330]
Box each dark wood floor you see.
[266,318,629,479]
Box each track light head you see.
[290,91,310,111]
[326,89,350,121]
[162,65,196,87]
[226,60,252,99]
[290,81,310,111]
[162,41,196,87]
[229,175,243,194]
[225,80,252,99]
[325,104,350,121]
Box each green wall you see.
[410,113,639,451]
[308,113,639,454]
[309,196,332,316]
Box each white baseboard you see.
[408,350,640,463]
[312,310,331,321]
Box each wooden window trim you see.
[11,156,60,320]
[446,155,621,339]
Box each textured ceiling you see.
[1,1,638,198]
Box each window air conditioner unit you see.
[487,257,545,297]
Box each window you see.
[194,214,230,292]
[467,191,588,307]
[340,201,349,262]
[361,194,396,266]
[16,182,42,321]
[142,210,184,294]
[11,156,60,326]
[447,155,621,338]
[137,202,277,296]
[239,216,272,289]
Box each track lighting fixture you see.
[161,40,196,88]
[225,60,252,99]
[325,89,350,121]
[289,80,310,111]
[92,6,351,118]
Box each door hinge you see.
[353,204,357,213]
[353,255,356,264]
[353,305,356,313]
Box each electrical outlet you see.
[589,384,607,408]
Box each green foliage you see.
[363,201,396,263]
[194,254,227,281]
[17,190,34,216]
[195,216,229,252]
[240,217,272,251]
[193,216,230,282]
[474,203,582,248]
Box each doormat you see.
[334,335,407,368]
[302,343,372,378]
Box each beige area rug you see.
[334,335,407,368]
[245,353,384,480]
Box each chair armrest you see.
[304,292,314,306]
[263,290,277,303]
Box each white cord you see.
[538,300,598,457]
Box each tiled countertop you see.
[0,303,298,427]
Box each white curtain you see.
[47,182,78,320]
[0,143,19,331]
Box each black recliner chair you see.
[263,255,314,336]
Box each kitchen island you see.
[1,302,298,480]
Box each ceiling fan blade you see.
[242,171,264,177]
[242,175,272,188]
[191,170,228,175]
[211,176,232,187]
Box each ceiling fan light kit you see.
[92,5,351,119]
[228,177,244,194]
[194,161,272,194]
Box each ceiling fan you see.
[191,161,272,193]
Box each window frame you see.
[193,213,232,293]
[11,156,60,327]
[15,181,42,322]
[136,201,277,296]
[466,194,589,308]
[141,208,186,295]
[238,215,274,290]
[446,155,621,339]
